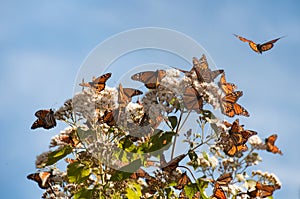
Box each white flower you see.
[248,135,262,146]
[209,156,218,169]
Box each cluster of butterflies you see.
[211,172,281,199]
[220,119,282,157]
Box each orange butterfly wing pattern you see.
[234,34,284,53]
[223,119,257,156]
[131,70,166,89]
[212,183,227,199]
[80,72,112,92]
[174,172,191,190]
[218,73,237,94]
[31,109,56,129]
[247,182,280,198]
[265,134,283,155]
[220,91,249,117]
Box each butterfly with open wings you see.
[79,72,112,92]
[234,34,285,54]
[220,91,249,118]
[31,109,56,130]
[131,70,166,89]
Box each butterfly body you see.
[265,134,283,155]
[31,109,56,129]
[234,34,284,54]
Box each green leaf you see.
[147,131,175,153]
[126,182,142,199]
[74,188,93,199]
[46,145,72,166]
[110,159,142,181]
[67,162,91,183]
[201,151,209,161]
[168,116,178,129]
[184,183,199,199]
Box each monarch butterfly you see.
[131,70,166,89]
[174,172,191,190]
[212,183,227,199]
[220,91,249,117]
[265,134,283,155]
[79,72,111,92]
[59,134,80,147]
[234,34,285,54]
[27,172,52,189]
[31,109,56,129]
[98,110,117,127]
[118,84,143,107]
[179,190,200,199]
[130,168,151,180]
[223,119,257,156]
[218,73,237,94]
[174,55,223,83]
[183,86,203,113]
[160,154,186,172]
[247,182,280,198]
[215,173,233,186]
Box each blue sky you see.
[0,0,299,198]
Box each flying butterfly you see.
[265,134,283,155]
[31,109,56,130]
[118,83,143,107]
[79,72,111,92]
[183,86,203,113]
[218,72,237,94]
[27,172,52,189]
[234,34,285,54]
[131,69,166,89]
[220,91,249,117]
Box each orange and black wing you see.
[99,110,117,127]
[255,181,279,198]
[233,34,259,53]
[183,86,203,113]
[213,183,227,199]
[224,143,248,157]
[27,172,51,189]
[265,134,283,155]
[218,73,237,94]
[222,91,243,103]
[215,173,232,186]
[92,73,112,92]
[174,172,191,190]
[131,70,166,89]
[260,37,284,52]
[31,109,56,129]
